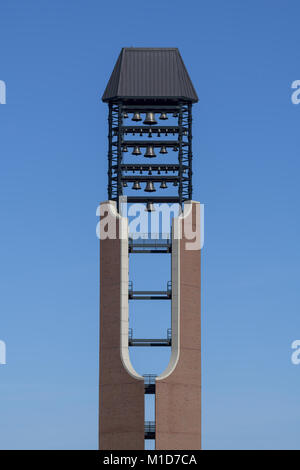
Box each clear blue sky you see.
[1,0,300,450]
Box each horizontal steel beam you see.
[119,164,188,171]
[130,290,170,294]
[129,290,171,300]
[129,296,170,300]
[119,126,185,132]
[129,250,170,254]
[126,196,180,203]
[129,339,171,347]
[115,140,184,147]
[118,176,184,182]
[122,105,181,110]
[129,243,171,248]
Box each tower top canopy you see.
[102,47,198,103]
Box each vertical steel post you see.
[188,103,193,200]
[107,102,113,200]
[178,103,183,208]
[117,103,123,209]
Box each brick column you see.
[155,201,202,449]
[99,201,145,450]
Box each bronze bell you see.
[160,180,167,189]
[173,145,178,151]
[132,145,141,156]
[159,112,168,120]
[144,145,156,158]
[145,181,156,192]
[132,112,142,122]
[159,145,168,154]
[145,202,155,212]
[122,145,128,152]
[122,181,128,188]
[123,112,128,119]
[132,181,141,190]
[143,112,157,125]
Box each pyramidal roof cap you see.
[102,47,198,103]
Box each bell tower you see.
[99,48,201,450]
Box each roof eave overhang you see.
[102,95,198,104]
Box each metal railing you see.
[167,280,172,294]
[128,236,171,254]
[143,374,157,384]
[144,421,155,439]
[128,281,171,300]
[143,374,156,394]
[128,329,171,347]
[129,232,170,241]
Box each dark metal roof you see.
[102,48,198,103]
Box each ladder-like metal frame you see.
[128,238,172,442]
[107,103,193,209]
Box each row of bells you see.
[123,180,178,191]
[123,112,178,123]
[123,144,177,157]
